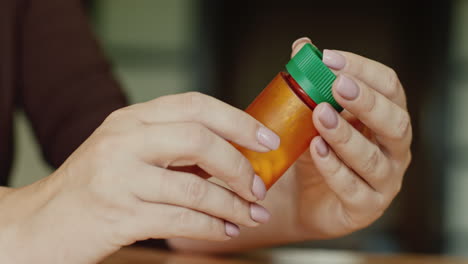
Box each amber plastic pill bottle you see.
[235,43,342,189]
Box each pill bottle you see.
[236,43,342,189]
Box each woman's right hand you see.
[0,92,279,264]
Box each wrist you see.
[0,174,64,262]
[0,174,60,224]
[0,171,117,263]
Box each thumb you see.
[291,37,315,58]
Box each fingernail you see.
[336,75,359,100]
[257,127,280,150]
[315,137,329,157]
[250,204,271,224]
[323,49,346,70]
[318,104,338,129]
[292,37,312,50]
[252,175,267,200]
[225,222,240,237]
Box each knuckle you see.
[184,123,213,153]
[339,207,361,232]
[327,164,371,208]
[182,92,206,118]
[327,161,359,201]
[174,208,194,228]
[232,111,258,136]
[155,169,175,192]
[93,133,124,155]
[229,195,250,224]
[396,150,412,172]
[385,68,401,98]
[342,175,360,199]
[392,111,411,140]
[327,155,345,176]
[184,178,207,207]
[375,193,390,212]
[223,158,256,201]
[348,195,386,227]
[233,156,254,184]
[341,195,387,231]
[362,89,377,113]
[360,148,381,176]
[105,107,131,124]
[104,106,144,127]
[208,218,226,240]
[335,124,353,146]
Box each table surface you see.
[101,247,468,264]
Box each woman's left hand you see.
[292,38,412,238]
[168,38,412,253]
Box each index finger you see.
[126,92,281,153]
[324,50,407,109]
[290,38,406,109]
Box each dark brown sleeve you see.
[16,1,170,249]
[18,0,128,167]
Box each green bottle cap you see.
[286,43,342,111]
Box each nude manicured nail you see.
[336,75,359,100]
[315,137,329,157]
[257,127,280,150]
[318,104,338,129]
[292,37,312,50]
[252,175,267,201]
[250,204,271,223]
[225,222,240,237]
[323,49,346,70]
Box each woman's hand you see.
[0,92,279,263]
[292,38,412,238]
[166,39,412,254]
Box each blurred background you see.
[10,0,468,257]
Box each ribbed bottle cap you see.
[286,43,342,111]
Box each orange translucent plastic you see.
[236,72,318,189]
